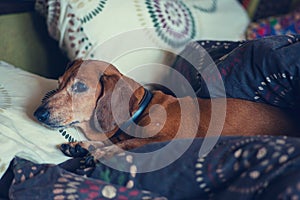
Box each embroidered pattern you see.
[0,84,11,113]
[144,0,196,48]
[68,0,107,24]
[253,73,294,107]
[195,136,298,197]
[64,12,93,58]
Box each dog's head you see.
[34,59,144,139]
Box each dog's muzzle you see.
[34,105,79,128]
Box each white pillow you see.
[36,0,249,83]
[0,61,86,178]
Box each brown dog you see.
[34,59,299,159]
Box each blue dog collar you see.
[113,88,153,139]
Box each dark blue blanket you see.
[8,136,300,199]
[172,34,300,109]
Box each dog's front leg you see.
[59,138,165,167]
[58,141,108,175]
[58,140,122,170]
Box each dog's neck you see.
[113,88,153,140]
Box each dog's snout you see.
[34,106,50,123]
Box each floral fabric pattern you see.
[246,8,300,39]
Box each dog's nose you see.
[34,106,50,123]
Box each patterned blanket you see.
[7,136,300,199]
[172,34,300,109]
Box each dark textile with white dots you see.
[7,136,300,199]
[172,34,300,109]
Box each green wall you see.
[0,12,68,79]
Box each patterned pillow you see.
[35,0,249,83]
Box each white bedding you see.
[0,61,86,178]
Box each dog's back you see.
[197,98,300,137]
[134,91,300,140]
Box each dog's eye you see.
[71,82,88,93]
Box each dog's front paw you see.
[75,155,96,176]
[59,142,89,157]
[58,141,106,158]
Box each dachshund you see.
[34,59,299,160]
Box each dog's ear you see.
[65,59,83,71]
[58,59,84,87]
[93,69,140,133]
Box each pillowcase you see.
[0,61,86,179]
[35,0,249,84]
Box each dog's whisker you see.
[41,89,58,103]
